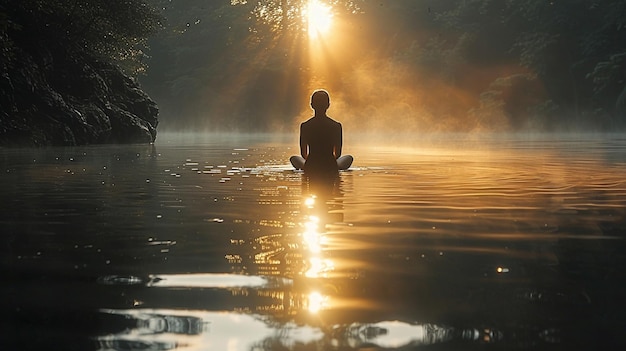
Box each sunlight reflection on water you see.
[2,133,626,350]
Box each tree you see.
[2,0,163,74]
[142,0,367,130]
[435,0,626,130]
[141,0,626,131]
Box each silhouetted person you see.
[290,90,353,175]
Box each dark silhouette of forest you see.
[140,0,626,133]
[0,0,163,145]
[1,0,162,75]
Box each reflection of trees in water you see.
[96,307,563,350]
[95,312,205,350]
[96,339,176,351]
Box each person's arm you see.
[334,123,343,159]
[300,124,309,159]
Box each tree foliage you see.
[141,0,367,130]
[138,0,626,131]
[436,0,626,128]
[1,0,163,74]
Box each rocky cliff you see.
[0,43,158,147]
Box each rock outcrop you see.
[0,44,158,146]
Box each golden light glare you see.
[305,0,333,39]
[303,215,321,253]
[307,291,327,313]
[305,257,334,278]
[304,196,316,208]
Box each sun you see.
[305,0,333,39]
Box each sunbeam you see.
[305,0,333,39]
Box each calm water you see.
[2,133,626,350]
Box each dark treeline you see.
[142,0,626,132]
[2,1,625,135]
[0,0,162,75]
[141,0,321,131]
[0,0,163,145]
[433,0,626,131]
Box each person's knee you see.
[290,155,305,169]
[337,155,353,170]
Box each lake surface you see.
[1,133,626,350]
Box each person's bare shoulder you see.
[325,116,340,125]
[302,117,316,126]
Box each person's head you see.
[310,89,330,112]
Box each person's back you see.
[290,90,353,175]
[300,114,342,172]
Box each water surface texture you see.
[2,133,626,350]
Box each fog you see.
[141,0,626,135]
